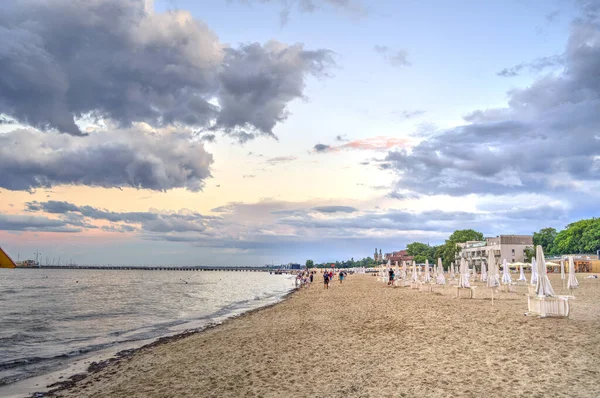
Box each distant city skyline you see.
[1,0,598,265]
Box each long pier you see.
[15,265,283,272]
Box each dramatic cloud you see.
[496,55,563,77]
[25,200,215,233]
[313,144,331,152]
[384,11,600,197]
[0,214,80,233]
[0,0,333,139]
[199,134,216,143]
[313,136,412,153]
[374,45,411,67]
[312,206,357,213]
[0,124,213,191]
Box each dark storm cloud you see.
[0,214,80,233]
[312,206,357,213]
[214,42,333,138]
[384,11,600,197]
[199,134,216,143]
[313,143,331,152]
[0,0,333,139]
[0,127,213,191]
[25,200,217,233]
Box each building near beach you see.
[384,250,414,264]
[456,235,533,266]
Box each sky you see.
[0,0,598,265]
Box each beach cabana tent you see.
[527,246,571,317]
[487,250,500,289]
[518,262,526,282]
[436,258,445,285]
[501,259,512,285]
[458,258,471,288]
[480,259,487,282]
[567,256,579,290]
[530,258,538,286]
[535,246,555,297]
[424,259,431,283]
[411,261,418,282]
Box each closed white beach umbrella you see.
[518,262,526,281]
[560,260,565,280]
[530,258,538,286]
[395,261,400,277]
[480,258,487,282]
[535,245,555,297]
[487,250,500,288]
[458,258,471,288]
[424,259,431,283]
[412,261,418,282]
[436,258,446,285]
[450,262,455,280]
[567,256,579,289]
[401,261,407,280]
[501,259,512,285]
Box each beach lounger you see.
[419,282,434,292]
[455,286,474,299]
[526,295,573,318]
[500,284,516,293]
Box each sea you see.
[0,268,295,393]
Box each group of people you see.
[323,269,347,289]
[295,270,315,288]
[294,269,350,290]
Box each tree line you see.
[304,217,600,269]
[532,218,600,256]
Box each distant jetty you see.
[11,264,286,272]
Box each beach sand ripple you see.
[55,274,600,398]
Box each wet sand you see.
[52,273,600,398]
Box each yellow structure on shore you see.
[0,246,17,268]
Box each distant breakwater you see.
[13,265,278,272]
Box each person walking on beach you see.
[324,271,330,289]
[309,272,314,284]
[388,268,395,286]
[339,270,346,284]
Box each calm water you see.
[0,269,294,386]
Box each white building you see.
[456,235,533,268]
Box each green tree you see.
[554,218,600,254]
[439,229,484,267]
[581,221,600,253]
[407,242,430,263]
[305,260,314,269]
[524,246,535,263]
[533,227,557,254]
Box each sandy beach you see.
[49,273,600,398]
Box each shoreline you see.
[11,273,600,397]
[0,287,299,398]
